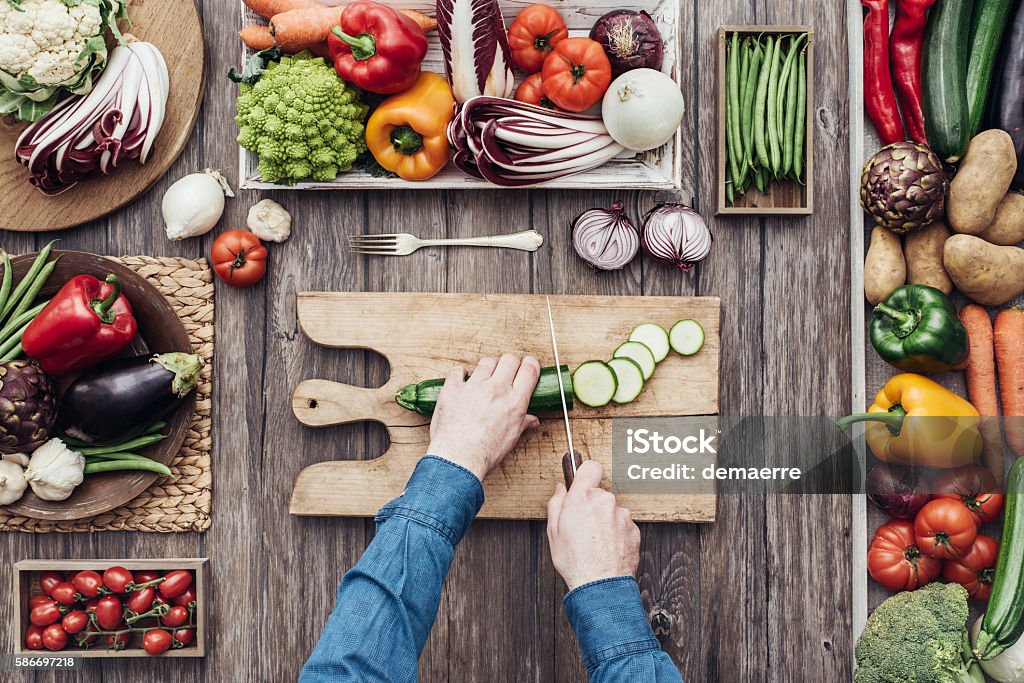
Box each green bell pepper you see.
[870,285,969,373]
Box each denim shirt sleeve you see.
[564,577,684,682]
[300,456,483,683]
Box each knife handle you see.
[561,451,584,489]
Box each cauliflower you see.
[235,52,369,185]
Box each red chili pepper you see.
[862,0,907,144]
[22,274,137,375]
[327,1,428,95]
[890,0,935,144]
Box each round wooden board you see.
[0,0,206,232]
[2,251,195,521]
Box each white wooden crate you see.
[238,0,682,190]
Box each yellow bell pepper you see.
[837,373,982,468]
[365,72,455,181]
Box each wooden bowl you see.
[1,251,195,521]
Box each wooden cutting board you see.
[290,293,720,522]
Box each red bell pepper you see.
[862,0,907,144]
[328,1,428,95]
[890,0,935,145]
[22,274,137,375]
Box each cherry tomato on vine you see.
[159,570,193,599]
[94,596,123,631]
[867,519,943,591]
[143,629,173,655]
[84,597,101,612]
[61,610,89,635]
[934,465,1005,526]
[106,632,129,650]
[50,582,78,606]
[30,601,63,627]
[24,625,44,650]
[944,534,1000,600]
[173,628,195,646]
[76,631,99,647]
[38,571,63,597]
[103,566,134,594]
[128,586,156,614]
[72,570,105,599]
[162,605,189,628]
[41,624,67,651]
[133,570,160,585]
[914,498,978,560]
[211,230,267,288]
[171,586,197,608]
[29,594,54,610]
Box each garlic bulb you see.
[2,453,29,468]
[25,439,84,502]
[0,459,27,505]
[247,199,291,243]
[163,169,235,240]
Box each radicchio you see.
[436,0,515,104]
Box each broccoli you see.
[855,583,985,683]
[235,51,369,185]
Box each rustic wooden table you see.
[0,0,852,680]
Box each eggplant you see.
[60,353,204,444]
[988,0,1024,190]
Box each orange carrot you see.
[269,7,344,52]
[240,25,277,51]
[401,9,437,33]
[243,0,319,19]
[960,304,1005,481]
[995,308,1024,457]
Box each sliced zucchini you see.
[669,319,705,356]
[572,361,617,408]
[613,341,656,380]
[628,323,670,362]
[607,357,645,404]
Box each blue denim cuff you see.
[564,576,661,671]
[375,455,484,546]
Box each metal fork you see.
[348,230,544,256]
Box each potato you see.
[948,129,1018,235]
[943,234,1024,306]
[977,192,1024,246]
[905,220,953,294]
[864,226,905,305]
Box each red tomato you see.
[72,570,104,598]
[29,594,54,610]
[84,597,101,612]
[30,601,63,627]
[41,624,67,651]
[50,581,78,606]
[133,570,160,585]
[212,230,268,288]
[103,566,134,594]
[514,73,556,109]
[507,4,569,73]
[944,534,999,600]
[915,498,979,560]
[61,610,89,635]
[24,625,44,650]
[867,519,943,591]
[159,570,193,600]
[933,465,1005,526]
[106,632,129,650]
[171,586,197,608]
[143,629,173,655]
[162,605,190,628]
[541,38,612,112]
[94,596,123,631]
[128,586,156,614]
[38,571,63,597]
[173,628,195,646]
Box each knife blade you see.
[546,297,583,488]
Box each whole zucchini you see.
[923,0,975,162]
[395,365,573,416]
[987,0,1024,190]
[966,0,1016,139]
[975,457,1024,660]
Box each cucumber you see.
[628,323,670,363]
[922,0,974,162]
[613,341,656,380]
[572,361,617,408]
[966,0,1016,138]
[395,364,572,416]
[669,319,705,356]
[976,457,1024,660]
[607,357,645,404]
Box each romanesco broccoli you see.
[235,51,369,185]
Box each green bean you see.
[794,49,808,183]
[0,240,55,323]
[0,342,22,362]
[775,39,791,143]
[0,300,46,345]
[727,34,744,189]
[779,35,806,178]
[145,421,168,435]
[738,38,751,119]
[59,435,94,449]
[0,251,11,320]
[85,452,156,463]
[5,258,56,328]
[77,433,167,456]
[84,459,173,477]
[753,36,774,171]
[726,179,734,206]
[765,35,783,176]
[742,41,764,176]
[0,321,29,359]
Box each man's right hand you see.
[546,461,641,592]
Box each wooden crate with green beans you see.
[716,26,815,216]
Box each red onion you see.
[572,202,640,270]
[590,10,664,78]
[866,464,930,519]
[641,204,712,272]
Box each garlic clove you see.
[2,452,30,468]
[0,459,28,506]
[247,199,292,243]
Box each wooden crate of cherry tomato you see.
[12,558,207,658]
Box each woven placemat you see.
[0,256,214,534]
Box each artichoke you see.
[860,142,949,233]
[0,360,57,455]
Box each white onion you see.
[572,202,640,270]
[641,204,712,272]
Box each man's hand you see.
[547,461,641,592]
[427,354,541,481]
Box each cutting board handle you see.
[292,379,427,428]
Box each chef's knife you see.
[546,297,584,488]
